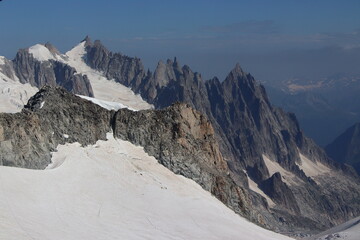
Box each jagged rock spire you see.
[81,35,92,47]
[230,63,245,76]
[44,42,60,55]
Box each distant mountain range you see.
[265,74,360,146]
[1,37,360,237]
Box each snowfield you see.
[307,216,360,240]
[0,134,293,240]
[0,71,38,113]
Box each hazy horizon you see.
[1,0,359,82]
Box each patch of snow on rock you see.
[262,154,299,186]
[78,95,135,111]
[296,153,331,178]
[307,216,360,240]
[246,172,275,207]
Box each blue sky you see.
[1,0,359,81]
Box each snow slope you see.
[0,70,38,113]
[0,134,293,240]
[65,42,153,111]
[307,216,360,240]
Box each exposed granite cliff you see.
[11,46,93,96]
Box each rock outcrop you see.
[0,86,110,168]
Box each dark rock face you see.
[12,48,93,96]
[0,86,111,168]
[85,39,147,90]
[83,40,360,233]
[259,173,300,214]
[112,104,254,220]
[326,123,360,174]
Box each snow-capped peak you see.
[28,44,56,62]
[28,44,65,62]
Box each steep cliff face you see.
[85,39,148,91]
[112,104,254,220]
[11,46,93,96]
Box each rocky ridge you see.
[0,86,265,227]
[82,38,360,233]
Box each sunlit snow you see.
[28,44,56,62]
[0,72,38,113]
[0,134,293,240]
[78,95,136,111]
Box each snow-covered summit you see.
[28,43,66,62]
[28,44,57,62]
